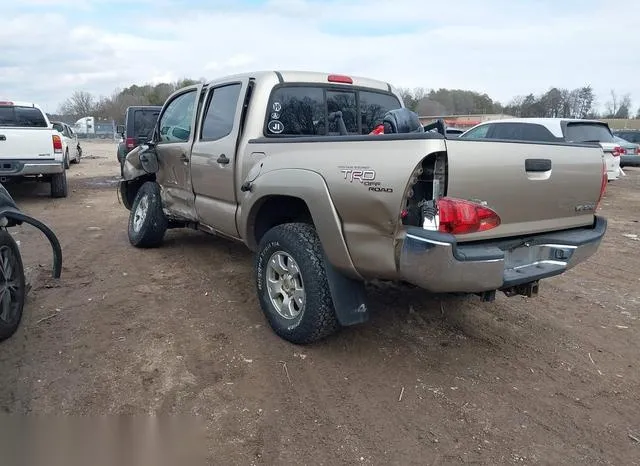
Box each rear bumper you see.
[399,216,607,293]
[0,159,64,177]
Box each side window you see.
[489,123,522,140]
[461,124,491,139]
[521,124,556,142]
[201,83,242,141]
[327,90,357,134]
[359,91,402,134]
[158,90,197,143]
[266,86,325,136]
[52,122,64,133]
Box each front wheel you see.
[255,223,339,344]
[128,181,168,248]
[0,230,26,342]
[72,145,81,164]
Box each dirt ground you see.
[1,140,639,465]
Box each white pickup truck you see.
[0,100,68,198]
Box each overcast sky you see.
[1,0,638,114]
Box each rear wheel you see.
[0,230,26,342]
[255,223,339,344]
[50,170,68,198]
[64,149,70,169]
[128,181,168,248]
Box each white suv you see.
[460,118,622,181]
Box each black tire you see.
[64,149,70,169]
[128,181,168,248]
[0,230,26,342]
[255,223,339,344]
[50,170,68,198]
[71,146,81,164]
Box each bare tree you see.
[604,89,618,117]
[615,93,632,118]
[58,90,96,118]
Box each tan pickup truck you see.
[119,70,608,344]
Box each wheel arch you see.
[118,175,156,211]
[239,168,361,280]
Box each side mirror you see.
[116,124,125,135]
[138,144,159,174]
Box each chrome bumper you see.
[399,216,607,293]
[0,159,64,177]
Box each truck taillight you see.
[436,197,501,234]
[612,146,624,156]
[52,134,63,153]
[126,137,135,149]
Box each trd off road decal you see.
[338,166,393,193]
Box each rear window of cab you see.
[264,85,402,137]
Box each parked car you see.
[0,100,68,197]
[52,121,82,167]
[116,106,162,168]
[615,135,640,168]
[460,118,623,181]
[0,183,62,341]
[445,127,465,138]
[613,129,640,144]
[118,71,606,344]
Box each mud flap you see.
[322,253,369,326]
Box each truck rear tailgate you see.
[0,127,56,160]
[444,139,604,241]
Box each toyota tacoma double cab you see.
[118,70,607,344]
[0,101,68,198]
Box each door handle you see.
[0,135,6,141]
[217,154,230,165]
[525,159,551,172]
[179,152,189,163]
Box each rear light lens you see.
[636,147,640,155]
[126,137,135,149]
[612,146,624,156]
[52,134,63,153]
[437,197,501,234]
[0,101,14,106]
[327,74,353,84]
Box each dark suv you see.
[613,129,640,144]
[116,106,162,167]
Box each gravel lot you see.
[1,140,639,465]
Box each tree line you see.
[54,79,639,123]
[54,78,204,122]
[398,85,638,119]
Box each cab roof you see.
[204,70,393,93]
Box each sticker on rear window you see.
[268,120,284,134]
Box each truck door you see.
[190,78,250,238]
[154,85,202,222]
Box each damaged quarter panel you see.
[239,167,361,279]
[245,136,447,279]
